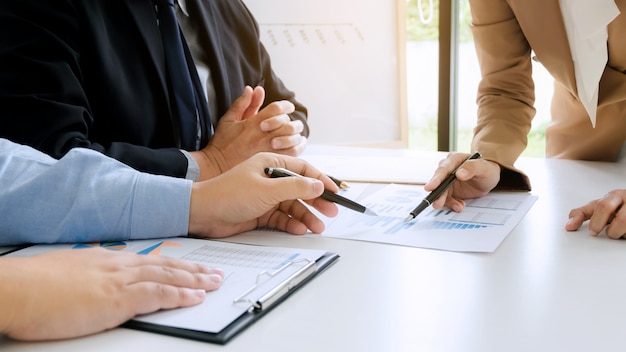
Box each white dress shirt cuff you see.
[181,149,200,182]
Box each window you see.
[407,0,549,157]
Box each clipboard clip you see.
[233,258,316,311]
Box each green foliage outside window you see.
[406,0,473,42]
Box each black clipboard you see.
[122,251,339,344]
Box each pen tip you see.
[403,215,415,222]
[364,209,378,216]
[340,182,350,189]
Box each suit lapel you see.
[509,0,577,95]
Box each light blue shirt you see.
[0,139,191,245]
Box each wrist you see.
[190,147,228,180]
[188,182,218,237]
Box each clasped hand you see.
[192,86,307,180]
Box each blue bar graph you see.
[385,220,488,235]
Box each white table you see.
[3,153,626,352]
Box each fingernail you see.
[272,140,282,149]
[208,274,223,284]
[589,230,598,236]
[193,289,206,299]
[260,121,270,131]
[311,179,324,194]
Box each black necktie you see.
[156,0,209,150]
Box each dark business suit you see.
[0,0,307,178]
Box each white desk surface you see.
[3,148,626,352]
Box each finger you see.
[130,264,224,292]
[429,188,449,209]
[125,283,208,316]
[454,158,494,180]
[260,114,292,132]
[268,173,326,202]
[271,133,306,151]
[241,86,265,120]
[427,186,464,212]
[256,100,295,121]
[261,164,338,220]
[265,200,327,234]
[237,100,294,133]
[606,205,626,239]
[276,135,307,156]
[276,156,339,193]
[565,202,594,232]
[424,153,470,191]
[260,115,304,135]
[262,208,308,235]
[433,159,500,201]
[453,165,474,182]
[588,195,622,236]
[443,196,465,213]
[124,252,223,277]
[222,86,253,122]
[303,195,340,218]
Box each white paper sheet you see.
[321,183,537,252]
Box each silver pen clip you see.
[233,258,316,311]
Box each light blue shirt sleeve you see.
[0,139,192,246]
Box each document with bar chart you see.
[322,184,537,252]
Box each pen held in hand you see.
[264,167,377,216]
[404,151,482,222]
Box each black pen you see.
[265,167,377,216]
[404,151,482,222]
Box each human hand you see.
[188,152,339,238]
[565,189,626,239]
[192,86,307,180]
[424,152,500,212]
[0,248,224,341]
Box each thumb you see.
[272,176,324,203]
[241,86,265,120]
[222,86,253,122]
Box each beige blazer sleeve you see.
[468,0,537,191]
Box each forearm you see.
[0,258,21,336]
[0,141,191,246]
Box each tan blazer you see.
[469,0,626,190]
